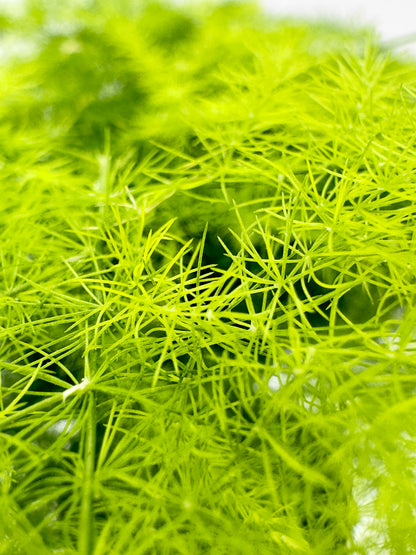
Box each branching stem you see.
[79,338,97,555]
[79,389,97,555]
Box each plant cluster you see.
[1,1,416,553]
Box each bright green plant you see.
[1,1,416,553]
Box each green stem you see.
[79,338,97,555]
[79,389,97,555]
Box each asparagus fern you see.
[1,1,416,553]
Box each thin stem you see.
[79,389,97,555]
[79,338,97,555]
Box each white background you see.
[262,0,416,46]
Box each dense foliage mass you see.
[1,1,416,553]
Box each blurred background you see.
[0,0,415,53]
[175,0,416,53]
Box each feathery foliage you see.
[1,1,416,553]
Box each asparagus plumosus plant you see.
[1,1,416,553]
